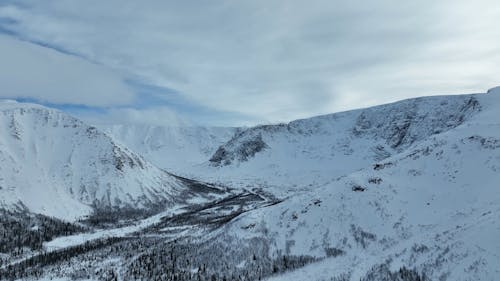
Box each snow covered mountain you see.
[197,92,482,196]
[0,100,225,221]
[1,88,498,281]
[221,87,500,280]
[101,125,237,175]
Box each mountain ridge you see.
[1,87,498,280]
[225,88,500,281]
[0,100,226,221]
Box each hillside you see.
[0,101,225,221]
[194,93,483,196]
[101,125,237,174]
[222,87,500,280]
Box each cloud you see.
[1,1,500,124]
[75,106,191,127]
[72,104,261,128]
[0,34,134,106]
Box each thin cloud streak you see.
[0,34,135,106]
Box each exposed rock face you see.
[210,95,482,166]
[210,133,268,166]
[352,96,481,149]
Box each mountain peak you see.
[0,104,225,221]
[486,86,500,95]
[0,99,49,111]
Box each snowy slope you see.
[101,125,236,174]
[0,101,223,221]
[222,88,500,280]
[100,92,484,199]
[196,93,482,196]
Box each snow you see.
[1,87,500,280]
[177,93,482,198]
[101,124,237,175]
[222,89,500,280]
[0,102,210,221]
[44,206,185,251]
[96,89,500,280]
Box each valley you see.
[0,87,499,280]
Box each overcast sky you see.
[1,1,499,126]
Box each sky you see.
[0,1,499,126]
